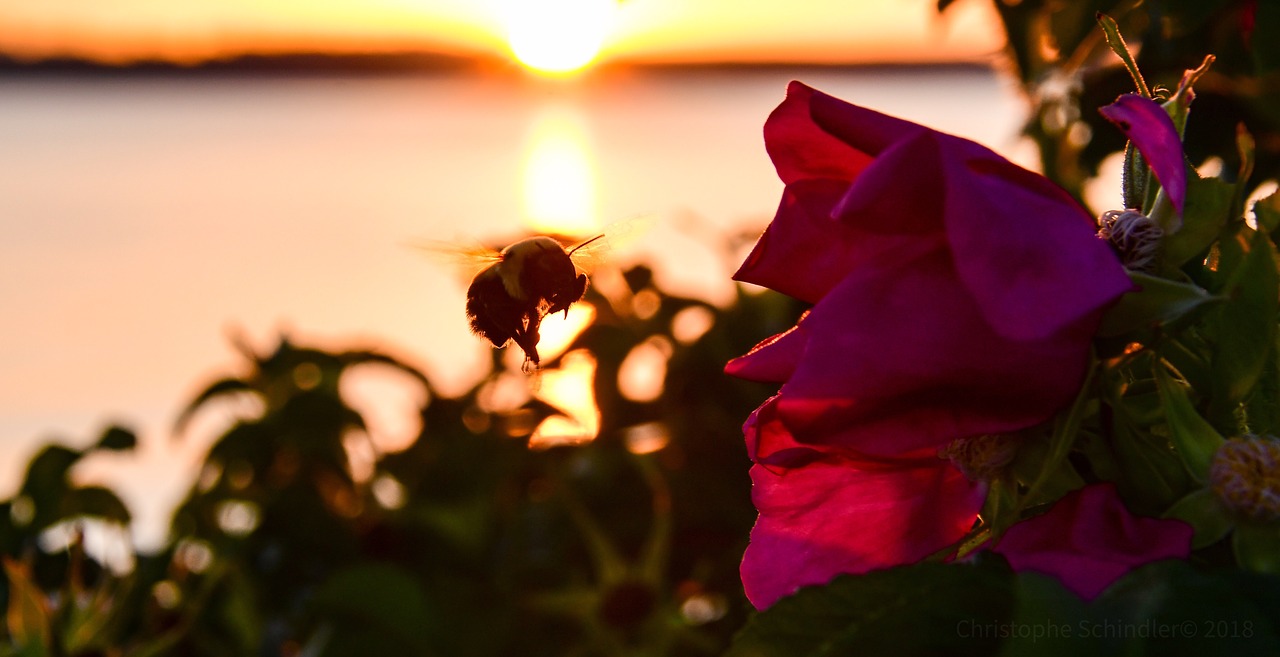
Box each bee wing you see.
[409,238,502,283]
[566,214,656,272]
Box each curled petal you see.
[1099,94,1187,213]
[742,457,985,608]
[724,316,810,384]
[805,81,926,157]
[742,394,825,469]
[993,484,1193,600]
[763,82,875,185]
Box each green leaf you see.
[1163,174,1234,269]
[1097,272,1219,338]
[1244,332,1280,435]
[1019,361,1096,513]
[1163,488,1234,549]
[3,558,52,655]
[308,563,441,655]
[1254,189,1280,234]
[1096,13,1150,98]
[94,425,137,452]
[1108,418,1192,515]
[1253,1,1280,74]
[63,487,132,525]
[726,558,1016,657]
[997,573,1098,657]
[1210,227,1279,412]
[1233,522,1280,574]
[18,445,80,530]
[1094,560,1280,655]
[1153,365,1225,481]
[174,377,255,433]
[1008,432,1085,511]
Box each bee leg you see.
[512,312,542,368]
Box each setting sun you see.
[501,0,616,74]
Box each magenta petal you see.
[724,319,810,383]
[737,82,943,302]
[830,129,947,238]
[764,81,874,186]
[775,254,1096,457]
[742,394,826,469]
[993,484,1193,600]
[806,82,927,156]
[1099,94,1187,213]
[734,179,870,303]
[742,458,985,608]
[943,148,1134,341]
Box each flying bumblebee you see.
[464,234,603,368]
[417,217,650,369]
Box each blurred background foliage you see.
[940,0,1280,210]
[2,252,801,656]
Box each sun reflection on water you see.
[521,106,600,236]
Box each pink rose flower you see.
[728,82,1136,608]
[993,484,1193,600]
[729,82,1133,459]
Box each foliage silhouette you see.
[2,258,798,657]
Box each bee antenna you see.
[567,234,606,256]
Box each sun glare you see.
[502,0,616,74]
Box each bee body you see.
[465,236,590,367]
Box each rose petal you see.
[736,82,945,302]
[943,148,1134,341]
[742,457,985,608]
[742,394,827,469]
[993,484,1193,600]
[1099,94,1187,213]
[806,81,927,157]
[733,179,867,303]
[774,254,1096,457]
[763,81,877,186]
[726,322,809,384]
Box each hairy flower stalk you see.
[1098,209,1163,272]
[1210,436,1280,522]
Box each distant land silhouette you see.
[0,50,989,76]
[0,51,486,76]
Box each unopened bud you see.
[1098,209,1163,273]
[1209,435,1280,522]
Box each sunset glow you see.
[0,0,1003,67]
[501,0,616,74]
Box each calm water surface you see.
[0,67,1027,548]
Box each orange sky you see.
[0,0,1005,66]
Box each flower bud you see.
[939,434,1019,482]
[1097,209,1163,273]
[1209,435,1280,522]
